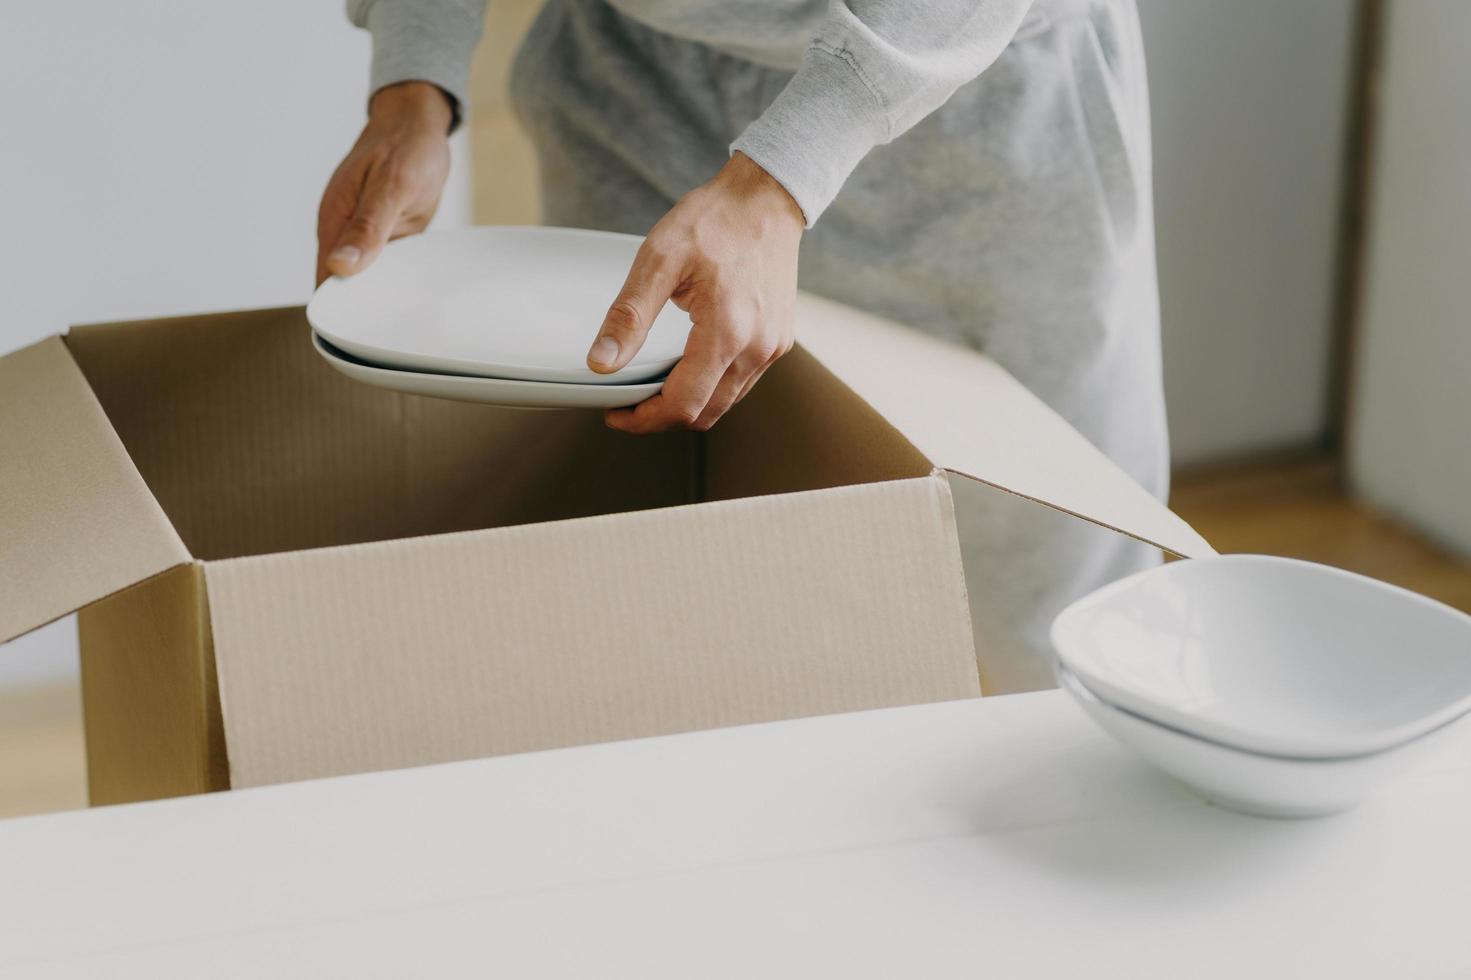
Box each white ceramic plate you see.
[311,332,664,410]
[1055,664,1432,819]
[1051,554,1471,760]
[307,226,692,385]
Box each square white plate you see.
[307,227,692,386]
[312,331,665,410]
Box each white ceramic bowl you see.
[1055,664,1436,818]
[1051,555,1471,759]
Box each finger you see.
[315,163,365,286]
[733,362,769,405]
[587,239,682,374]
[319,206,427,285]
[731,334,791,405]
[323,164,406,279]
[689,360,751,431]
[604,335,731,434]
[692,335,782,430]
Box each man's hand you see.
[588,152,804,433]
[316,81,453,285]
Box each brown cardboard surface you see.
[65,306,696,561]
[793,293,1218,559]
[5,293,1219,806]
[0,337,189,644]
[206,475,979,788]
[705,346,933,501]
[78,563,226,804]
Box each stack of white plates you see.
[1051,555,1471,818]
[306,227,694,409]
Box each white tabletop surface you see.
[2,690,1469,978]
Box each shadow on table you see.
[932,728,1354,887]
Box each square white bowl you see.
[1051,555,1471,759]
[1054,664,1442,818]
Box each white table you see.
[2,691,1469,978]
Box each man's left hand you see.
[586,152,804,433]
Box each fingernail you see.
[329,245,362,267]
[589,335,620,367]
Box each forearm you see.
[347,0,489,131]
[732,0,1036,224]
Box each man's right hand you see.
[316,81,454,286]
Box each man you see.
[318,0,1166,694]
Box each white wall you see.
[0,3,472,690]
[1348,0,1471,557]
[1137,0,1357,466]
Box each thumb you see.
[588,240,682,374]
[324,166,405,279]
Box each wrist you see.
[718,153,805,229]
[368,81,455,134]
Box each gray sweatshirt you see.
[347,0,1041,223]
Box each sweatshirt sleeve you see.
[731,0,1036,226]
[346,0,489,132]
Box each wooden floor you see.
[0,681,86,820]
[1171,455,1471,613]
[2,456,1468,821]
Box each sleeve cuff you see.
[362,1,485,133]
[730,45,891,226]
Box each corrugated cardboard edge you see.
[78,563,227,804]
[793,292,1218,560]
[204,475,981,788]
[941,469,1213,560]
[0,336,190,644]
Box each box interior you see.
[63,307,932,563]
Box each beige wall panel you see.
[470,0,542,224]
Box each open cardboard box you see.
[1,294,1214,805]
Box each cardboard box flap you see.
[794,294,1216,559]
[0,337,190,644]
[205,475,981,788]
